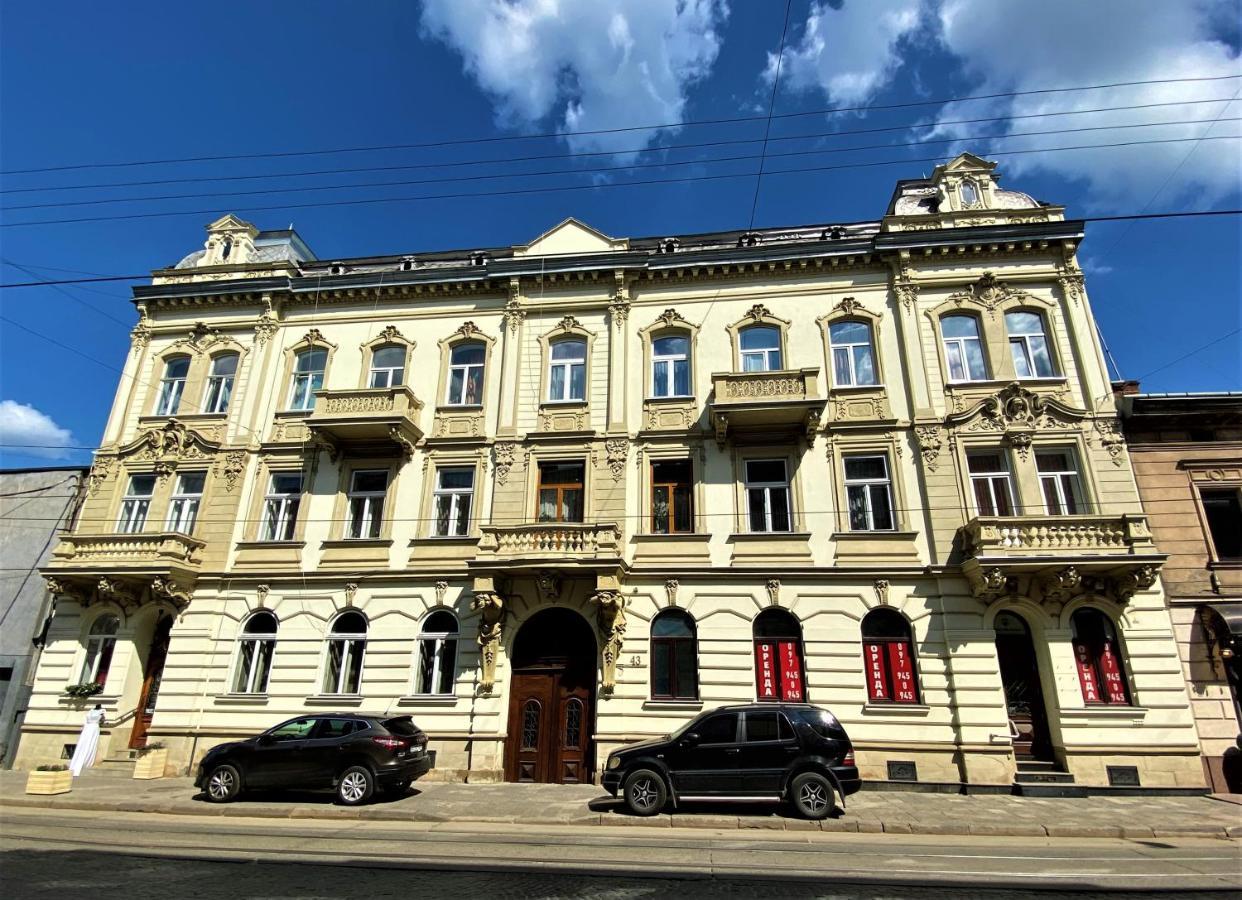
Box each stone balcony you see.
[307,386,424,458]
[42,532,206,611]
[473,522,623,571]
[709,368,824,445]
[959,514,1164,607]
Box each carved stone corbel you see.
[45,576,85,606]
[96,576,138,610]
[150,576,194,611]
[592,589,626,696]
[765,578,781,606]
[471,591,507,693]
[1114,564,1159,602]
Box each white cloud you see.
[0,400,75,460]
[420,0,729,156]
[765,0,922,105]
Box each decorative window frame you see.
[731,445,807,534]
[144,331,249,419]
[726,304,791,373]
[280,330,338,412]
[523,446,593,524]
[954,432,1098,519]
[537,316,596,409]
[432,322,497,440]
[1184,461,1242,569]
[1061,600,1138,708]
[859,606,923,705]
[228,609,280,695]
[416,449,487,539]
[817,298,886,388]
[640,308,700,398]
[639,445,705,535]
[328,458,400,542]
[243,456,309,544]
[828,437,912,534]
[111,464,170,533]
[954,438,1021,517]
[200,344,248,418]
[358,325,414,389]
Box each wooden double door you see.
[130,615,173,749]
[504,608,596,784]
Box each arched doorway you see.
[504,608,596,784]
[994,611,1054,762]
[130,613,173,749]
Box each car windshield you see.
[382,716,420,736]
[667,709,717,740]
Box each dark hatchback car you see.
[195,713,432,806]
[602,703,860,819]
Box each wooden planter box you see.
[26,769,72,795]
[133,748,168,780]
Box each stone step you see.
[1015,759,1060,772]
[1012,780,1089,798]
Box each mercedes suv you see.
[602,703,860,819]
[195,713,433,806]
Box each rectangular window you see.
[844,455,895,531]
[165,471,206,533]
[745,459,791,533]
[651,335,690,398]
[346,470,388,539]
[1036,449,1085,515]
[288,349,327,411]
[117,475,156,533]
[203,354,239,414]
[446,344,485,405]
[651,460,693,534]
[155,358,190,416]
[548,340,586,402]
[537,462,585,523]
[1201,488,1242,560]
[368,346,406,389]
[829,321,878,387]
[941,316,989,382]
[433,467,474,537]
[260,472,302,541]
[967,450,1015,516]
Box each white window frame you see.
[843,455,895,532]
[1006,311,1056,379]
[165,471,205,534]
[547,339,586,402]
[739,326,782,372]
[651,335,691,398]
[446,343,486,406]
[432,467,474,537]
[345,469,388,539]
[368,345,406,389]
[117,474,155,533]
[744,459,792,533]
[322,614,367,695]
[80,615,119,686]
[287,349,326,411]
[968,451,1016,517]
[941,316,989,383]
[829,321,878,387]
[1037,449,1085,516]
[414,612,459,696]
[232,613,278,694]
[155,357,190,416]
[203,353,238,414]
[260,472,303,541]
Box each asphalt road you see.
[2,807,1239,898]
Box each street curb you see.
[2,793,1237,839]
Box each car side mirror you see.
[257,734,274,747]
[680,732,700,748]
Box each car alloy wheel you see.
[790,772,835,820]
[630,777,659,812]
[340,770,369,803]
[204,764,240,802]
[622,768,667,816]
[798,781,828,815]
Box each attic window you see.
[737,233,760,248]
[822,227,844,241]
[960,180,980,207]
[329,263,344,276]
[400,258,415,272]
[220,238,233,260]
[469,252,488,266]
[660,238,680,254]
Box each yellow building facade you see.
[18,153,1206,793]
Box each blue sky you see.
[1,0,1239,468]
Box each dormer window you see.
[469,252,488,266]
[329,263,344,276]
[220,237,233,260]
[960,180,980,207]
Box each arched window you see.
[739,325,782,372]
[753,608,805,702]
[155,356,191,415]
[288,347,328,411]
[322,611,367,695]
[415,610,458,695]
[861,608,919,704]
[548,338,586,402]
[204,353,239,414]
[1005,310,1055,378]
[233,611,277,694]
[829,321,878,386]
[446,342,486,405]
[80,615,120,687]
[651,334,690,397]
[1071,608,1131,705]
[369,345,406,388]
[941,315,989,382]
[651,609,698,700]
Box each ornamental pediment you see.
[946,272,1042,316]
[119,418,222,469]
[947,382,1084,432]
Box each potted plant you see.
[26,764,72,795]
[62,682,104,699]
[133,742,168,779]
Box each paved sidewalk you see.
[2,770,1238,839]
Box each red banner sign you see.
[755,641,778,700]
[1074,641,1101,703]
[887,642,918,703]
[1099,642,1129,704]
[865,642,888,701]
[778,640,804,701]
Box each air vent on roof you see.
[659,238,680,254]
[469,252,488,266]
[822,227,845,241]
[400,257,416,272]
[737,232,760,248]
[329,263,345,276]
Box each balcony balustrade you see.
[307,386,424,458]
[43,531,206,611]
[709,368,824,445]
[475,522,622,569]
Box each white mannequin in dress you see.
[68,705,105,776]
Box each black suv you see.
[195,713,432,806]
[602,703,860,819]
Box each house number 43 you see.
[628,655,642,667]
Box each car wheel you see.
[336,765,375,806]
[204,763,241,803]
[790,772,836,820]
[622,768,667,817]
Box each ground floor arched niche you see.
[503,607,597,784]
[993,609,1055,763]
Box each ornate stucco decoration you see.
[471,591,506,693]
[535,572,561,601]
[185,321,221,352]
[765,578,781,606]
[873,579,890,606]
[653,308,687,329]
[608,296,631,329]
[969,561,1161,610]
[344,582,358,606]
[834,296,863,317]
[947,272,1041,318]
[130,309,153,355]
[256,584,270,606]
[87,456,114,496]
[744,303,774,322]
[503,295,525,334]
[592,590,626,696]
[215,450,246,491]
[120,418,222,483]
[151,576,193,612]
[1090,417,1127,467]
[388,425,417,461]
[97,576,138,610]
[604,439,627,481]
[434,580,448,605]
[44,576,85,606]
[302,328,327,347]
[554,315,583,333]
[455,321,481,339]
[664,578,679,607]
[946,382,1085,458]
[254,296,280,346]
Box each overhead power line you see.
[2,73,1237,176]
[6,96,1233,197]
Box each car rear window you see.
[797,708,842,739]
[316,718,360,739]
[382,716,420,737]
